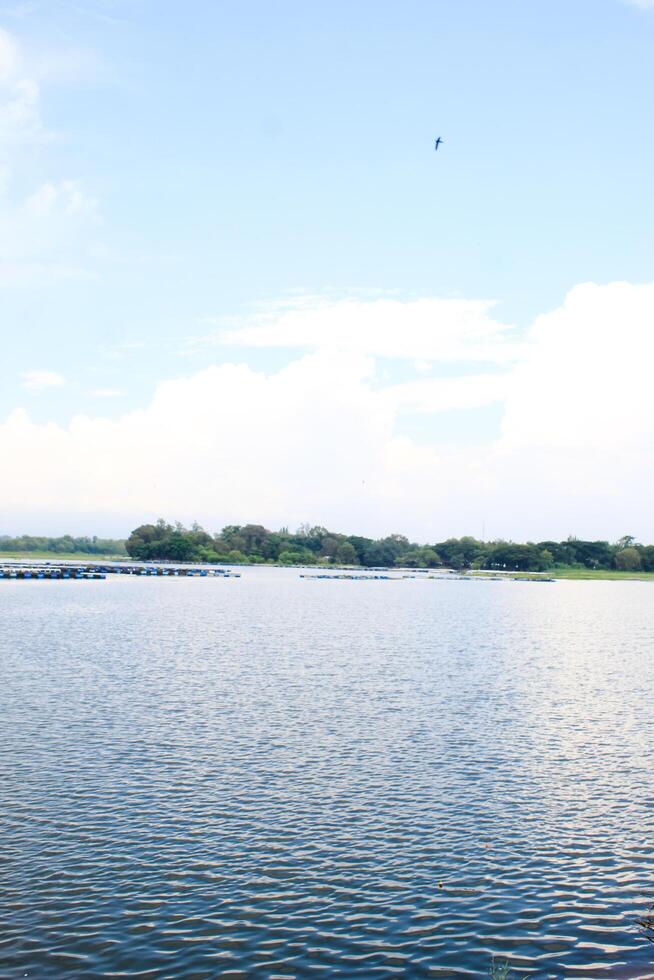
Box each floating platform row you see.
[300,573,414,580]
[0,562,241,580]
[0,568,106,580]
[300,572,554,583]
[86,565,241,577]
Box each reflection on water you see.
[2,570,654,978]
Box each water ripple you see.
[2,573,654,977]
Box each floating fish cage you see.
[0,568,106,580]
[0,562,241,581]
[300,573,400,581]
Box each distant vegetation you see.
[124,522,654,573]
[4,524,651,574]
[0,535,126,557]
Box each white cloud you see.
[199,295,521,364]
[383,373,507,414]
[89,388,126,398]
[0,177,97,287]
[0,28,98,287]
[20,369,66,390]
[622,0,654,8]
[2,282,654,541]
[501,282,654,450]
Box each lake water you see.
[2,568,654,978]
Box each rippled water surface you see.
[2,569,654,978]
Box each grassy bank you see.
[468,568,654,582]
[495,567,654,581]
[548,567,654,581]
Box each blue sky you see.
[2,0,654,538]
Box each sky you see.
[1,0,654,541]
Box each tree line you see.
[0,534,127,556]
[124,521,654,572]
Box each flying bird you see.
[434,137,444,151]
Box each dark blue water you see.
[2,569,654,978]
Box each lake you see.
[2,568,654,978]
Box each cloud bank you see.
[3,282,654,541]
[202,295,520,364]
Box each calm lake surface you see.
[2,568,654,978]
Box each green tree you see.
[396,547,441,567]
[539,548,554,569]
[166,533,197,562]
[614,547,641,571]
[320,536,340,560]
[639,546,654,572]
[278,549,306,564]
[616,535,636,550]
[420,548,441,568]
[335,541,358,565]
[240,524,270,553]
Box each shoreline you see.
[2,553,654,582]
